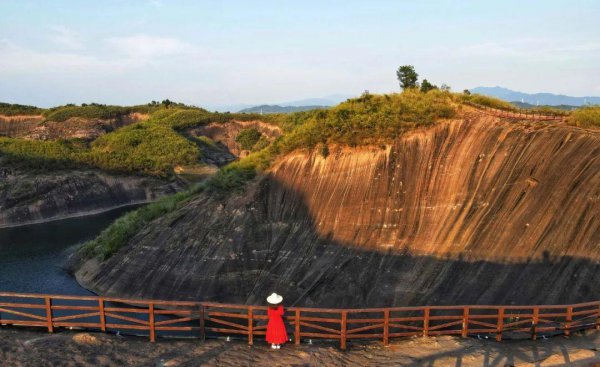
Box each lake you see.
[0,206,140,295]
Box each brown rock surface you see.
[75,113,599,307]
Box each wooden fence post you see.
[199,305,206,341]
[98,298,106,332]
[248,307,253,345]
[340,311,347,350]
[423,307,430,337]
[44,296,53,333]
[531,307,539,340]
[295,309,301,345]
[462,307,469,338]
[383,309,389,346]
[149,303,155,342]
[565,306,572,337]
[496,308,504,342]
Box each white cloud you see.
[48,26,84,50]
[105,34,196,58]
[454,38,600,60]
[0,39,134,74]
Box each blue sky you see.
[1,0,599,109]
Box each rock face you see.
[0,170,182,227]
[75,113,600,307]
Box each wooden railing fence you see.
[0,292,598,350]
[463,101,569,122]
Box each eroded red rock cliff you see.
[75,112,599,307]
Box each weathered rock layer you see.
[0,170,182,227]
[75,113,600,307]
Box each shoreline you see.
[0,200,152,230]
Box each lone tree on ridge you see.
[396,65,419,90]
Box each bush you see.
[569,106,600,128]
[235,128,262,150]
[0,102,45,116]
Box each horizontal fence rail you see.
[0,292,598,349]
[463,101,570,122]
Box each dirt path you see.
[0,328,598,366]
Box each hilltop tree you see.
[420,79,437,93]
[396,65,419,90]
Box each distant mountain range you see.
[205,94,355,113]
[238,104,328,114]
[470,87,600,106]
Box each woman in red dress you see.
[266,292,288,349]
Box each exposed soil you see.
[0,328,598,366]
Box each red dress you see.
[266,305,288,344]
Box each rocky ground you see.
[0,328,598,366]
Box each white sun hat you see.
[266,292,283,305]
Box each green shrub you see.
[0,102,45,116]
[569,106,600,128]
[235,128,262,150]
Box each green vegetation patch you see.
[569,106,600,128]
[89,122,199,176]
[235,128,262,150]
[0,137,88,170]
[280,89,456,151]
[0,102,45,116]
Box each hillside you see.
[72,91,600,307]
[0,102,274,226]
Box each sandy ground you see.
[0,328,598,366]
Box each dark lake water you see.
[0,206,140,295]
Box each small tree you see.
[396,65,419,90]
[440,84,451,92]
[420,79,437,93]
[463,89,471,95]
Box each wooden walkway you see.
[0,292,598,349]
